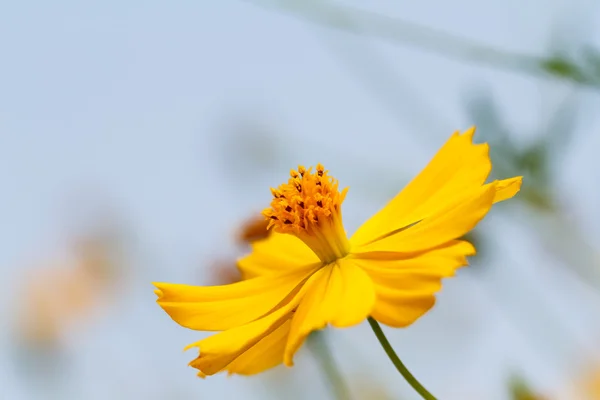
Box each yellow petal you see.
[154,265,319,331]
[372,293,436,328]
[185,268,323,376]
[353,240,475,284]
[350,240,474,327]
[492,176,522,204]
[355,181,497,253]
[186,306,294,375]
[221,319,291,375]
[238,232,320,279]
[351,128,491,246]
[284,260,376,366]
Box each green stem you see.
[246,0,600,88]
[307,330,352,400]
[367,317,437,400]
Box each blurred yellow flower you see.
[207,260,243,286]
[18,267,99,347]
[574,363,600,400]
[206,214,272,285]
[154,127,522,377]
[235,214,271,245]
[588,379,600,399]
[16,237,113,348]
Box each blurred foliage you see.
[306,330,353,400]
[541,47,600,85]
[248,0,600,89]
[509,376,546,400]
[542,57,587,83]
[464,88,571,213]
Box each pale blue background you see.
[1,1,600,399]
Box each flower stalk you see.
[307,330,352,400]
[367,317,437,400]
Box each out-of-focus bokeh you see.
[1,1,600,399]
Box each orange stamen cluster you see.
[263,164,348,235]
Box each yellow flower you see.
[154,127,522,378]
[573,363,600,400]
[16,238,113,349]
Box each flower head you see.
[154,127,522,377]
[263,163,349,263]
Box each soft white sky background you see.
[1,1,600,399]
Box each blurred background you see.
[1,1,600,399]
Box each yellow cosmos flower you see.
[154,127,522,379]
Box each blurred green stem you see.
[307,330,352,400]
[367,317,437,400]
[246,0,600,88]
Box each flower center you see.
[263,164,351,264]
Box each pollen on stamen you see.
[262,164,348,235]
